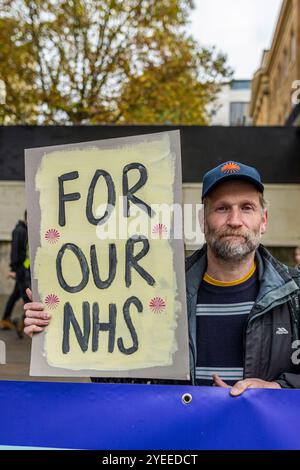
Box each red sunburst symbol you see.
[45,228,60,244]
[149,297,166,313]
[221,162,241,174]
[45,294,60,309]
[152,223,168,238]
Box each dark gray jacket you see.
[186,244,300,388]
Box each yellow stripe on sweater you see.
[203,262,256,287]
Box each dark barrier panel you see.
[0,125,299,183]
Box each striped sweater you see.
[195,263,259,386]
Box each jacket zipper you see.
[189,334,196,385]
[289,295,299,342]
[247,295,296,326]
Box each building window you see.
[283,48,288,76]
[272,78,277,97]
[230,80,251,90]
[229,102,249,126]
[277,63,282,88]
[290,31,296,63]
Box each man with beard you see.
[23,162,300,395]
[186,161,300,394]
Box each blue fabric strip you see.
[0,380,299,450]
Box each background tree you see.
[0,16,38,123]
[118,38,230,124]
[0,0,232,125]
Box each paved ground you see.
[0,296,88,383]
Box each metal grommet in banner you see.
[182,393,193,405]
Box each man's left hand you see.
[213,374,281,396]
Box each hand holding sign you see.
[24,288,51,336]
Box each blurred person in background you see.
[0,211,30,338]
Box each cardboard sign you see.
[25,131,189,379]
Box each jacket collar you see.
[254,245,299,309]
[186,244,299,307]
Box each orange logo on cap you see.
[221,162,241,174]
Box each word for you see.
[58,163,155,227]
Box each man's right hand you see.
[8,271,16,279]
[24,288,52,337]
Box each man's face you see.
[203,180,268,261]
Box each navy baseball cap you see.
[202,161,264,200]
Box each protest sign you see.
[25,131,189,378]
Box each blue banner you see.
[0,380,299,450]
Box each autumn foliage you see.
[0,0,232,124]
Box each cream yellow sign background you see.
[25,131,189,379]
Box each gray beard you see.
[205,228,261,262]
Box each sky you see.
[190,0,283,79]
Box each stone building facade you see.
[250,0,300,125]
